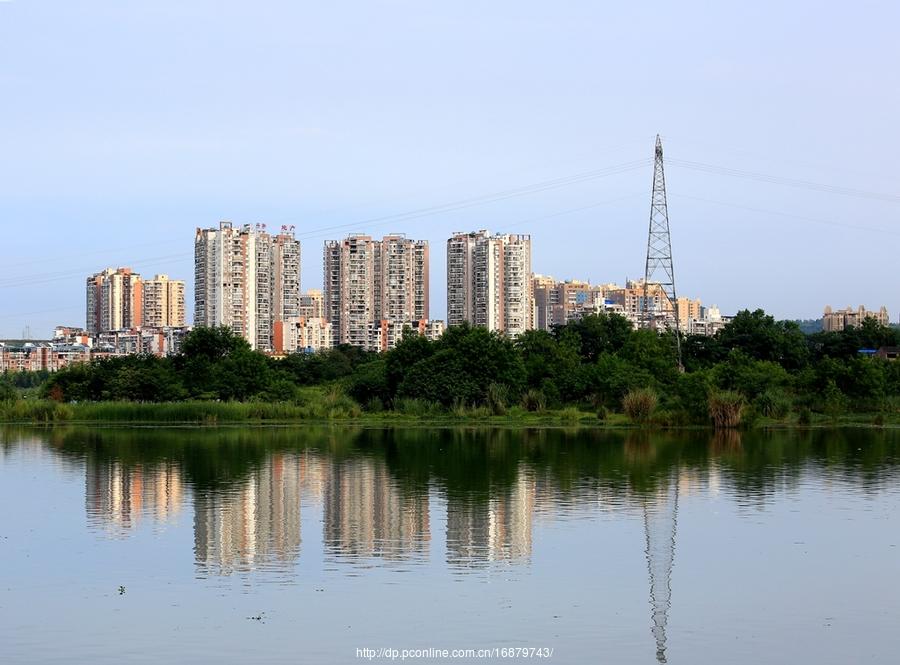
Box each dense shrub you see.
[754,390,791,419]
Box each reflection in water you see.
[86,460,183,534]
[643,478,678,664]
[5,425,900,664]
[446,468,534,567]
[194,453,303,575]
[324,456,430,561]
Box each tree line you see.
[3,309,899,425]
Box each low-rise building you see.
[274,317,333,354]
[366,319,446,353]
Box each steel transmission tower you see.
[642,135,683,367]
[644,477,678,663]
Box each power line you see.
[0,159,649,288]
[290,159,650,240]
[669,192,900,236]
[667,158,900,204]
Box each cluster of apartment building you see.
[324,233,434,351]
[0,325,191,373]
[3,221,742,374]
[446,231,534,336]
[1,266,192,372]
[532,276,727,335]
[822,305,890,332]
[86,268,185,332]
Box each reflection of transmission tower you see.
[642,135,682,368]
[644,478,678,664]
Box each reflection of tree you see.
[13,425,900,513]
[7,424,900,554]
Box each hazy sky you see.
[1,0,898,337]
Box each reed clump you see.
[622,388,658,425]
[708,390,745,429]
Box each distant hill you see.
[793,319,823,334]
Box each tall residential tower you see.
[142,274,186,328]
[446,230,532,337]
[323,234,429,349]
[86,267,143,334]
[194,222,301,351]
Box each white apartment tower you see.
[446,231,533,337]
[324,234,429,348]
[194,222,301,351]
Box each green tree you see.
[581,353,653,408]
[515,329,581,399]
[716,309,809,369]
[385,333,435,399]
[711,350,792,396]
[559,313,633,363]
[180,325,251,360]
[347,360,391,406]
[0,380,16,402]
[398,324,525,406]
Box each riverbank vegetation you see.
[2,310,900,427]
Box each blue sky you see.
[1,0,898,337]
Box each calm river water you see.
[1,426,899,664]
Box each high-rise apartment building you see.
[142,274,186,328]
[324,234,429,348]
[86,267,143,334]
[446,230,533,337]
[194,221,301,351]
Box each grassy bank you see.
[2,395,899,428]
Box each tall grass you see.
[521,389,546,413]
[394,397,442,417]
[0,389,362,424]
[0,400,74,423]
[754,390,790,419]
[622,388,658,425]
[708,390,744,429]
[487,383,509,416]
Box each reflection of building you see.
[193,454,302,574]
[323,457,429,559]
[446,471,534,566]
[85,461,183,532]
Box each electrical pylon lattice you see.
[642,135,683,367]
